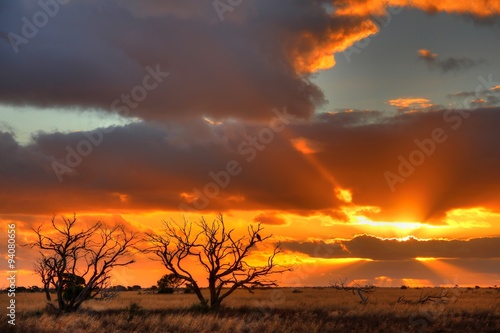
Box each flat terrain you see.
[1,287,498,332]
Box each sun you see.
[348,216,450,239]
[356,218,433,230]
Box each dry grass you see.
[1,287,499,332]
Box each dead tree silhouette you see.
[145,214,290,310]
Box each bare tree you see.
[331,278,375,303]
[398,289,451,305]
[145,214,290,310]
[30,214,139,313]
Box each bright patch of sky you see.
[0,104,140,145]
[314,9,500,113]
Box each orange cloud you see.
[291,137,323,154]
[418,49,438,60]
[401,278,434,288]
[335,0,390,17]
[471,98,486,105]
[401,0,500,17]
[388,97,434,111]
[334,0,500,18]
[291,20,378,73]
[443,207,497,229]
[302,0,500,73]
[294,1,500,73]
[335,188,353,203]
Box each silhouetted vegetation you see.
[30,214,139,313]
[157,274,184,294]
[145,214,290,309]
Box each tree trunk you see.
[190,282,207,307]
[43,285,51,302]
[57,287,65,313]
[208,276,220,310]
[210,298,221,310]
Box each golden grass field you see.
[1,287,499,332]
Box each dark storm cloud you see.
[0,0,383,121]
[299,108,500,222]
[438,57,485,72]
[1,107,500,222]
[2,1,497,122]
[0,117,342,214]
[322,258,500,286]
[418,49,486,73]
[282,235,500,260]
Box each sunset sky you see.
[1,0,499,289]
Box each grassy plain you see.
[1,287,498,332]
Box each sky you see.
[1,0,500,289]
